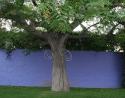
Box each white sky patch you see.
[112,6,125,18]
[25,20,31,25]
[0,19,12,31]
[73,17,100,32]
[11,27,24,32]
[73,25,83,32]
[113,24,124,34]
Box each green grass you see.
[0,86,125,98]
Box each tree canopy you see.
[0,0,125,52]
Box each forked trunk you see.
[48,37,69,92]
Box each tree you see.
[0,0,125,91]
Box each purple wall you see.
[0,50,123,88]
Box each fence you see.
[0,50,123,88]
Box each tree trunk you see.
[48,36,69,92]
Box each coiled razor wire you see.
[44,49,72,61]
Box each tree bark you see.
[48,35,69,92]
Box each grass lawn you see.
[0,86,125,98]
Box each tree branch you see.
[60,34,69,44]
[71,19,82,30]
[13,19,49,40]
[0,4,49,40]
[31,0,37,6]
[107,23,119,34]
[111,3,125,8]
[86,22,100,30]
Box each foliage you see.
[66,34,112,51]
[0,0,125,52]
[0,0,122,33]
[0,31,117,52]
[0,31,46,52]
[115,31,125,51]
